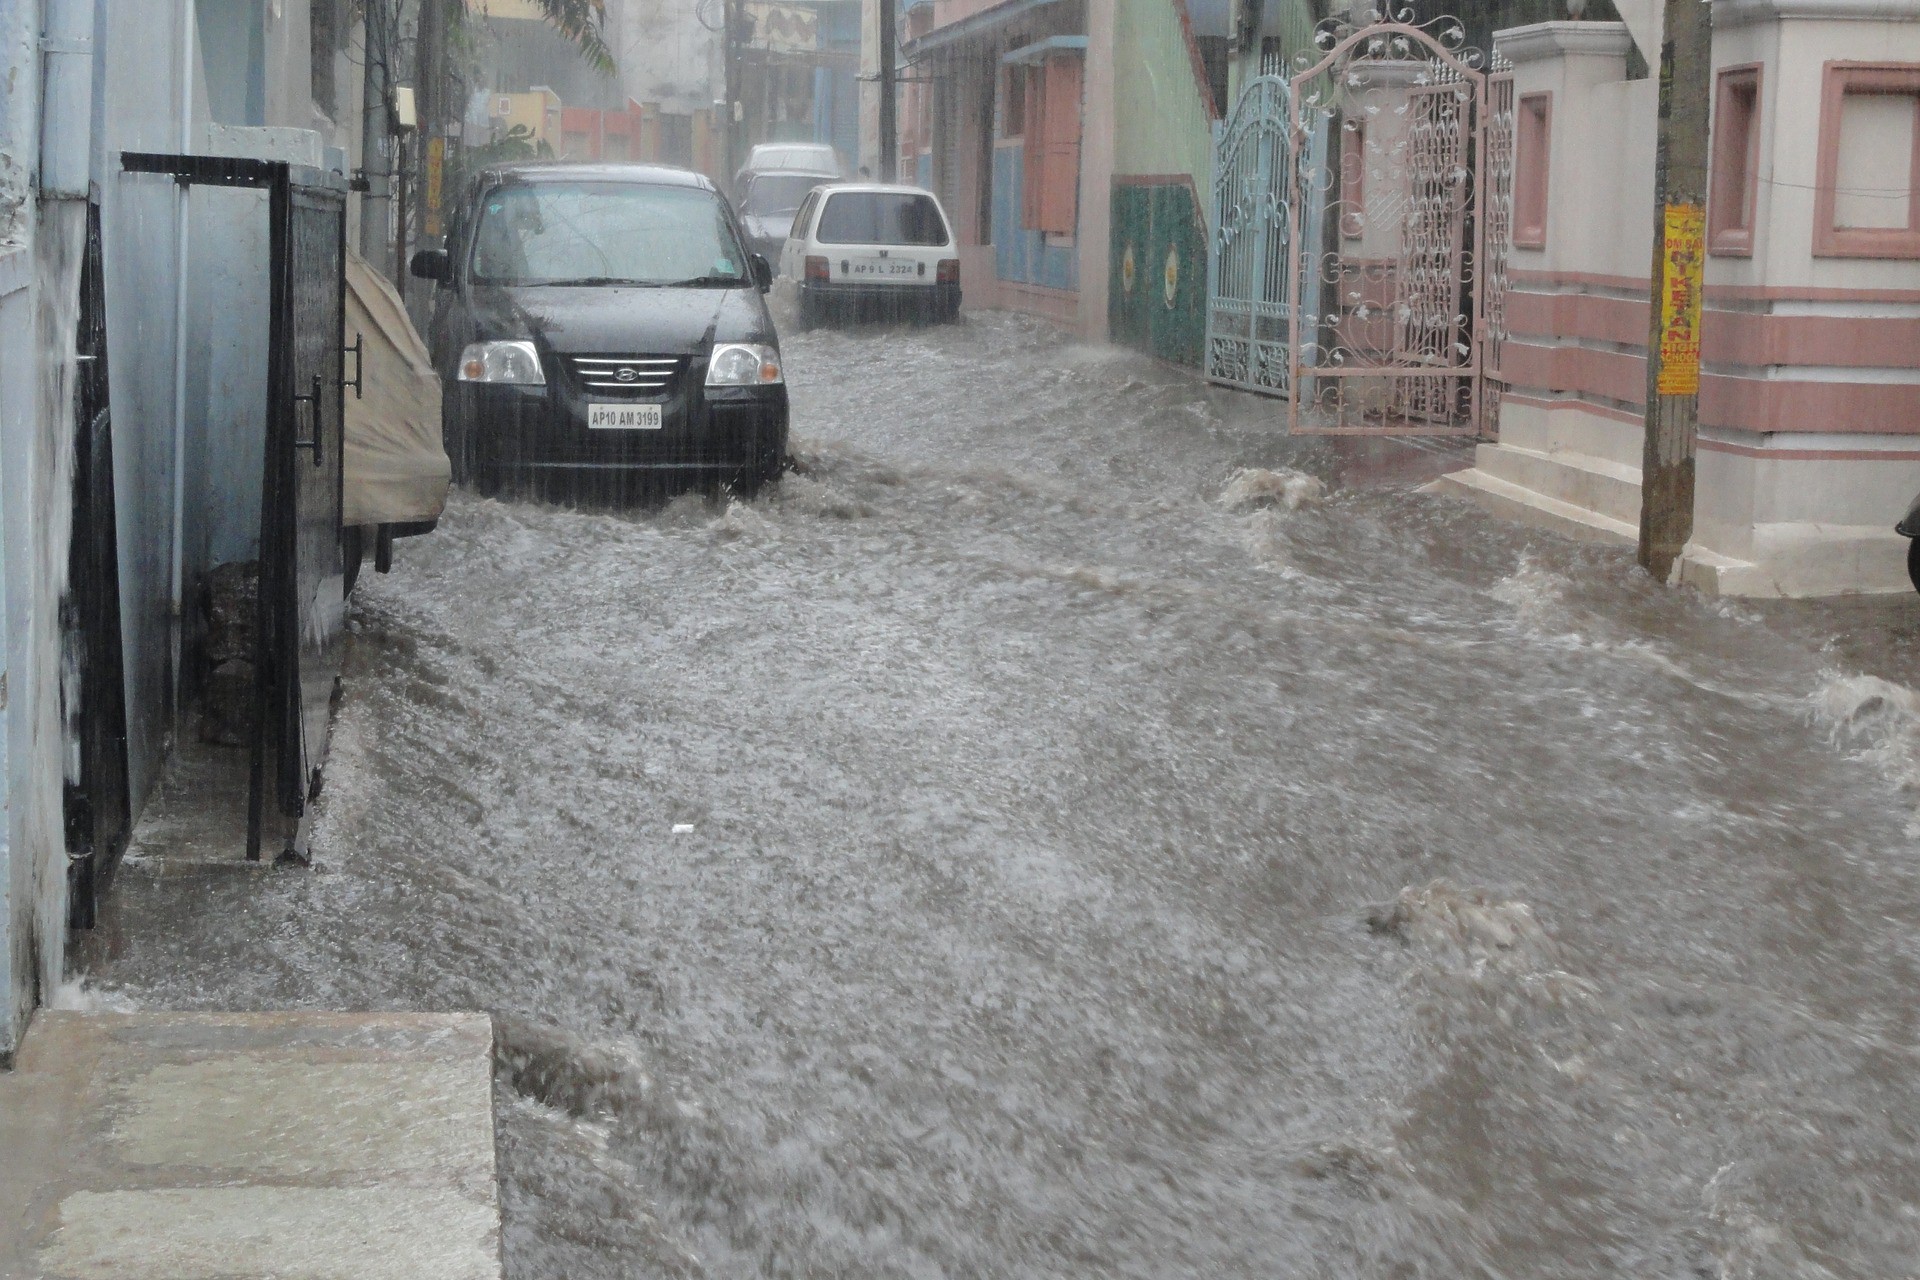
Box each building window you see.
[1815,62,1920,258]
[1710,65,1761,256]
[1514,92,1551,249]
[1340,118,1366,238]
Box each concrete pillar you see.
[1077,0,1117,341]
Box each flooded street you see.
[82,312,1920,1278]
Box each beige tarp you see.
[343,249,450,527]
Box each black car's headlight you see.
[706,343,784,387]
[458,340,546,386]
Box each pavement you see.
[0,1011,503,1280]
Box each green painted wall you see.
[1109,181,1209,366]
[1111,0,1217,186]
[1109,0,1218,364]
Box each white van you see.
[780,184,961,326]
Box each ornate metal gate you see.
[1205,9,1513,435]
[1206,75,1299,397]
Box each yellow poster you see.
[1656,203,1705,397]
[425,138,446,239]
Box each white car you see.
[780,183,961,326]
[737,142,843,186]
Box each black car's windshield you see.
[471,180,748,287]
[815,192,950,246]
[741,173,829,218]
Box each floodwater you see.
[80,312,1920,1278]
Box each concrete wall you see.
[1447,10,1920,597]
[101,0,198,817]
[608,0,721,114]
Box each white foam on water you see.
[1218,467,1327,513]
[1368,879,1569,984]
[1488,553,1570,633]
[48,978,139,1012]
[1811,671,1920,833]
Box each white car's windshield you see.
[471,181,747,287]
[815,192,950,246]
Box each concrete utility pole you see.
[1637,0,1713,582]
[878,0,897,179]
[359,0,395,273]
[725,0,742,185]
[415,0,448,245]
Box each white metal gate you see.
[1205,75,1298,397]
[1205,9,1513,435]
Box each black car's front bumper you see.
[452,371,788,500]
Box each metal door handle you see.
[293,373,324,466]
[344,334,364,399]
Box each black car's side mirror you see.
[750,253,774,293]
[410,249,451,284]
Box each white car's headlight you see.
[706,343,783,387]
[458,340,545,385]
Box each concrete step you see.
[1424,466,1638,545]
[0,1011,502,1280]
[1471,443,1644,526]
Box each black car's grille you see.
[568,354,686,395]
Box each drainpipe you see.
[0,0,36,1062]
[359,0,392,273]
[38,0,93,199]
[167,4,192,720]
[31,0,95,1013]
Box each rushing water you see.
[80,312,1920,1278]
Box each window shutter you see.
[1035,55,1083,234]
[1022,69,1046,228]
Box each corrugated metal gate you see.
[1205,12,1513,435]
[121,154,352,863]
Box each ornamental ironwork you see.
[1204,8,1514,436]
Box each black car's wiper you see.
[663,275,747,288]
[522,276,657,287]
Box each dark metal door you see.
[63,201,132,930]
[254,170,350,861]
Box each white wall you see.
[1723,12,1920,293]
[1501,27,1656,282]
[607,0,720,114]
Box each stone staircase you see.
[0,1012,503,1280]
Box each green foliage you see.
[526,0,616,74]
[448,0,616,74]
[452,123,554,193]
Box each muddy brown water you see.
[80,313,1920,1278]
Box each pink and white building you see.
[1440,3,1920,596]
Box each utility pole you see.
[878,0,896,179]
[359,0,394,274]
[1638,0,1713,582]
[725,0,742,186]
[415,0,448,247]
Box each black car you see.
[736,168,836,265]
[412,163,788,502]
